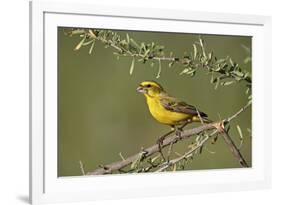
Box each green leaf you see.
[74,36,86,51]
[229,58,234,67]
[237,125,243,140]
[151,154,160,163]
[215,77,220,89]
[245,87,250,94]
[143,49,150,57]
[130,38,140,50]
[156,59,162,78]
[140,42,145,50]
[180,68,195,76]
[69,29,85,36]
[216,59,226,64]
[244,57,251,64]
[221,81,235,86]
[82,40,94,46]
[236,125,244,149]
[193,44,197,60]
[131,158,139,169]
[119,152,125,161]
[88,39,96,54]
[129,57,135,75]
[213,66,221,72]
[208,52,213,60]
[232,70,244,77]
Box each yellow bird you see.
[136,80,210,136]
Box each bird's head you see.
[136,80,164,97]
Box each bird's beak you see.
[136,86,145,93]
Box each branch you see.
[87,122,218,175]
[65,29,252,90]
[155,131,216,172]
[87,103,250,175]
[221,130,248,167]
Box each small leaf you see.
[213,65,221,72]
[88,39,95,54]
[199,145,204,154]
[131,158,138,169]
[232,70,244,77]
[180,68,189,75]
[82,40,94,46]
[129,57,135,75]
[119,152,125,161]
[130,38,140,50]
[208,52,213,60]
[210,74,214,83]
[193,44,197,60]
[74,36,86,51]
[216,59,226,64]
[69,29,85,36]
[236,125,244,149]
[143,49,150,57]
[88,29,96,38]
[151,154,160,163]
[156,59,162,78]
[221,81,235,86]
[245,87,250,94]
[229,58,234,67]
[140,42,145,51]
[237,125,243,140]
[215,77,220,89]
[244,57,251,64]
[173,164,177,171]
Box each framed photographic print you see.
[30,1,272,204]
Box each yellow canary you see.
[136,80,209,130]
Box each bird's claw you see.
[175,128,183,139]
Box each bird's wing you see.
[159,94,208,117]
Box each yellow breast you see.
[145,96,191,125]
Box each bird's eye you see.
[146,84,151,88]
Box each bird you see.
[136,80,210,141]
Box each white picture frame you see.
[30,1,272,204]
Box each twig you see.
[79,160,85,175]
[87,122,219,175]
[87,102,250,175]
[66,29,252,85]
[226,102,251,123]
[156,131,215,172]
[220,130,248,167]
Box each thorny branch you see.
[65,28,252,92]
[86,103,250,175]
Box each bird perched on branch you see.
[137,80,210,142]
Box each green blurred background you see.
[58,27,252,177]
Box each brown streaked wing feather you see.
[160,95,207,117]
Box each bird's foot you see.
[157,135,166,149]
[175,127,183,140]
